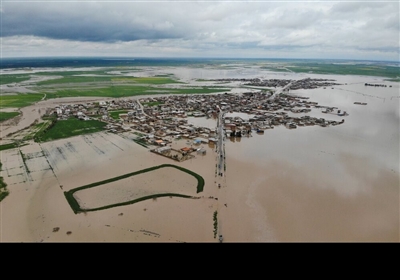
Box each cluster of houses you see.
[46,83,348,161]
[212,77,341,90]
[52,99,140,121]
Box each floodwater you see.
[179,72,399,241]
[224,75,398,241]
[1,65,399,242]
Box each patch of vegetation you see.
[0,111,20,122]
[0,142,20,151]
[285,62,400,79]
[112,77,181,84]
[213,211,218,238]
[36,75,181,86]
[19,150,30,174]
[64,164,205,214]
[37,70,110,77]
[0,93,44,109]
[42,85,229,99]
[28,120,54,142]
[260,66,291,72]
[142,101,163,107]
[0,162,10,202]
[0,74,32,85]
[109,110,129,120]
[34,117,107,142]
[195,79,210,82]
[133,138,149,148]
[133,132,145,137]
[154,74,174,77]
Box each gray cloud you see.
[2,2,189,41]
[1,0,399,61]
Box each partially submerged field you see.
[260,60,400,79]
[0,68,231,111]
[66,164,204,213]
[0,111,20,122]
[1,61,398,242]
[0,131,218,242]
[34,118,107,142]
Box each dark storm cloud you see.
[1,2,184,42]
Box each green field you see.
[0,111,20,122]
[0,85,228,110]
[25,120,54,141]
[0,93,44,109]
[262,62,400,79]
[286,62,400,78]
[0,74,32,85]
[109,110,129,120]
[43,85,229,99]
[35,117,107,142]
[37,75,181,85]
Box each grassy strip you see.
[0,141,29,151]
[0,162,9,202]
[19,150,30,174]
[286,63,400,79]
[213,211,218,238]
[21,120,53,141]
[69,193,192,213]
[37,75,181,86]
[0,142,19,151]
[35,117,106,142]
[133,138,149,148]
[0,111,20,122]
[42,85,229,99]
[64,164,205,214]
[0,74,31,85]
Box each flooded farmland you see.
[0,64,399,242]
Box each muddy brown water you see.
[0,69,398,242]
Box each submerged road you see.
[215,107,226,242]
[216,108,225,177]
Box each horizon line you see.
[1,56,399,63]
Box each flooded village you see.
[41,77,348,162]
[1,68,398,243]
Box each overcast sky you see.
[1,0,399,61]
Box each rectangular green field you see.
[36,117,107,142]
[43,85,229,99]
